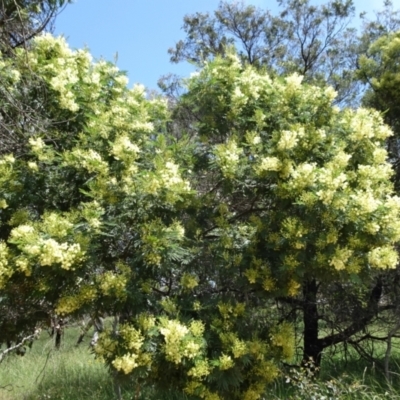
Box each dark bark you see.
[54,319,64,349]
[302,278,323,367]
[301,278,384,369]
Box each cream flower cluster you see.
[0,242,11,288]
[214,139,242,178]
[138,314,156,332]
[188,359,210,378]
[112,353,139,374]
[349,108,392,142]
[99,271,127,298]
[277,129,301,151]
[120,325,144,352]
[368,246,399,269]
[285,73,303,90]
[164,221,185,240]
[29,137,45,152]
[255,157,281,174]
[10,224,36,241]
[158,319,204,365]
[34,34,84,111]
[160,161,189,188]
[38,239,83,270]
[142,160,191,202]
[42,212,73,238]
[111,135,141,162]
[289,162,316,191]
[329,247,353,271]
[65,148,109,175]
[160,319,190,364]
[218,353,234,370]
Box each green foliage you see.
[1,17,400,400]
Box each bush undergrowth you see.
[1,326,400,399]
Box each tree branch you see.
[0,330,41,363]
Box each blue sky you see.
[54,0,398,91]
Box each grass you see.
[0,325,122,400]
[2,325,400,399]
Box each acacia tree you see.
[0,33,180,344]
[166,0,400,370]
[173,52,400,370]
[2,31,400,400]
[94,54,400,398]
[0,35,295,399]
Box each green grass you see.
[2,326,400,399]
[263,339,400,400]
[0,326,124,400]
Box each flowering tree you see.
[0,33,189,344]
[0,0,71,156]
[1,34,400,400]
[173,52,400,371]
[97,53,400,398]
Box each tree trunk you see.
[302,279,323,368]
[54,319,64,349]
[278,278,386,370]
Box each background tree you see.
[358,30,400,189]
[353,30,400,370]
[0,0,68,52]
[168,0,358,105]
